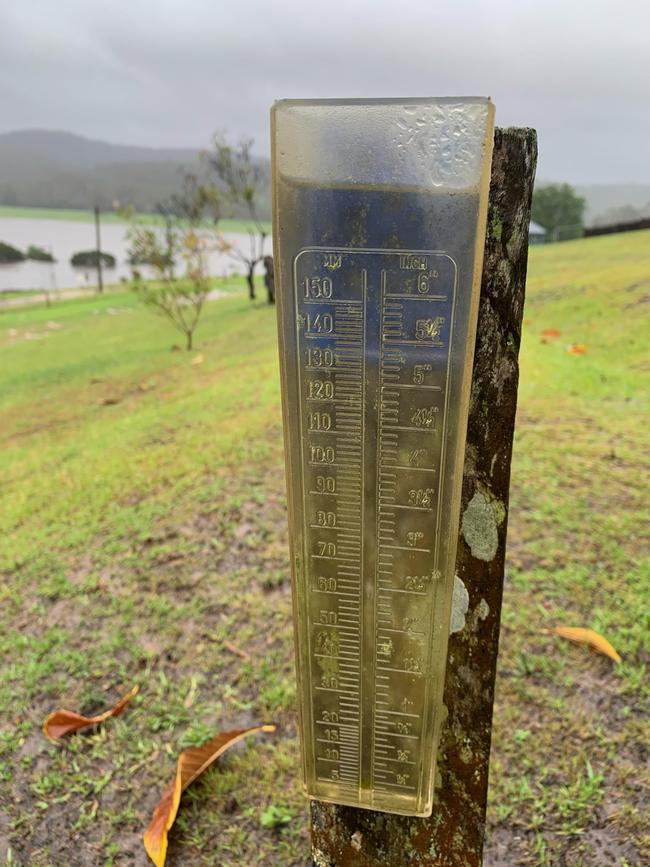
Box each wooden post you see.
[310,127,538,867]
[94,205,104,294]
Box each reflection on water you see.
[0,217,268,292]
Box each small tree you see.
[128,175,220,351]
[27,245,55,262]
[0,241,25,263]
[532,183,586,240]
[205,135,270,302]
[70,250,116,268]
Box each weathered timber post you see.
[94,205,104,294]
[310,127,538,867]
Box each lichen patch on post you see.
[461,490,505,562]
[450,575,470,633]
[477,598,490,621]
[312,848,330,867]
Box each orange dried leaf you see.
[541,328,561,340]
[223,640,251,662]
[43,684,139,740]
[567,343,588,355]
[144,724,276,867]
[551,626,622,663]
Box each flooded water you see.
[0,216,270,292]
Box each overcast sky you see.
[1,0,649,184]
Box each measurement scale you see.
[272,98,495,816]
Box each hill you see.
[576,182,650,222]
[0,129,271,218]
[0,129,198,169]
[2,130,648,227]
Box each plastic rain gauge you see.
[271,98,495,816]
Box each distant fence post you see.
[310,126,538,867]
[94,205,104,294]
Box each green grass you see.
[489,230,650,866]
[0,204,270,235]
[0,232,649,866]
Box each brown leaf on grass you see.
[99,396,121,406]
[43,685,139,740]
[540,328,561,342]
[550,627,622,663]
[567,343,588,355]
[191,353,204,365]
[144,724,275,867]
[223,640,252,662]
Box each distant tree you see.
[27,245,55,262]
[532,183,586,240]
[204,135,269,301]
[128,249,173,267]
[0,241,25,263]
[127,174,220,351]
[71,250,116,268]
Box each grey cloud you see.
[1,0,649,183]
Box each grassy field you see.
[0,231,648,866]
[0,205,270,235]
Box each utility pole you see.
[94,205,104,294]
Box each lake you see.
[0,216,270,292]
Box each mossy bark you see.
[310,127,538,867]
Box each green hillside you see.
[0,130,272,219]
[0,232,648,865]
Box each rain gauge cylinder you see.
[271,98,495,817]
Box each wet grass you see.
[487,230,649,866]
[0,231,648,866]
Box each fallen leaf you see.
[541,328,561,340]
[191,353,203,365]
[567,343,588,355]
[43,685,139,740]
[550,627,622,663]
[223,640,252,662]
[144,724,275,867]
[99,396,121,406]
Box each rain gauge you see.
[271,98,495,817]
